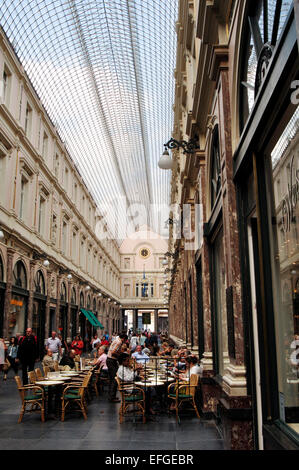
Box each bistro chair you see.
[93,369,109,397]
[14,376,45,423]
[115,377,146,424]
[28,370,37,384]
[53,361,59,372]
[60,373,91,421]
[35,368,44,380]
[43,365,50,377]
[167,374,200,423]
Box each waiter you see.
[106,333,128,403]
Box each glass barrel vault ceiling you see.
[0,0,178,240]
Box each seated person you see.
[59,349,76,370]
[117,353,155,415]
[42,349,55,371]
[101,335,110,346]
[93,346,108,377]
[132,345,150,364]
[117,353,143,386]
[142,345,151,356]
[179,355,202,381]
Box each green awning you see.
[88,310,104,329]
[80,308,104,329]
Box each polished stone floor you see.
[0,370,224,451]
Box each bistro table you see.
[35,380,65,418]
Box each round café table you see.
[35,380,66,418]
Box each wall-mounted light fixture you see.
[158,136,199,170]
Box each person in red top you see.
[100,335,109,346]
[71,335,84,356]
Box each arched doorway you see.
[32,270,46,357]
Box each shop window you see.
[269,106,299,435]
[12,260,27,289]
[34,270,45,295]
[240,0,293,130]
[9,295,26,338]
[60,282,67,302]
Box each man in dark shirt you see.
[17,328,38,385]
[59,349,76,369]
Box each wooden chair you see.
[60,373,91,421]
[43,365,50,377]
[167,374,200,423]
[28,370,37,384]
[116,377,146,424]
[53,361,59,372]
[14,376,45,423]
[35,368,44,380]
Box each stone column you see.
[67,280,72,341]
[27,259,36,328]
[133,308,138,331]
[56,274,61,332]
[154,308,158,333]
[45,270,51,339]
[3,249,14,339]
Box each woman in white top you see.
[179,355,203,380]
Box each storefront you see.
[234,0,299,449]
[9,260,28,338]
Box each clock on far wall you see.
[139,247,150,259]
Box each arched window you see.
[239,0,293,130]
[210,125,221,208]
[80,292,84,307]
[34,270,45,295]
[87,294,91,310]
[71,287,76,305]
[60,282,67,302]
[0,255,3,282]
[93,298,96,313]
[12,260,27,289]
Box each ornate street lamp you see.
[158,137,199,170]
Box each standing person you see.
[90,334,101,354]
[106,333,128,403]
[5,336,19,378]
[45,331,62,362]
[71,334,84,356]
[129,331,139,352]
[0,338,7,381]
[17,328,38,385]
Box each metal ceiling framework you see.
[0,0,178,240]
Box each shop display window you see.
[269,106,299,435]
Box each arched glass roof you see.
[0,0,178,239]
